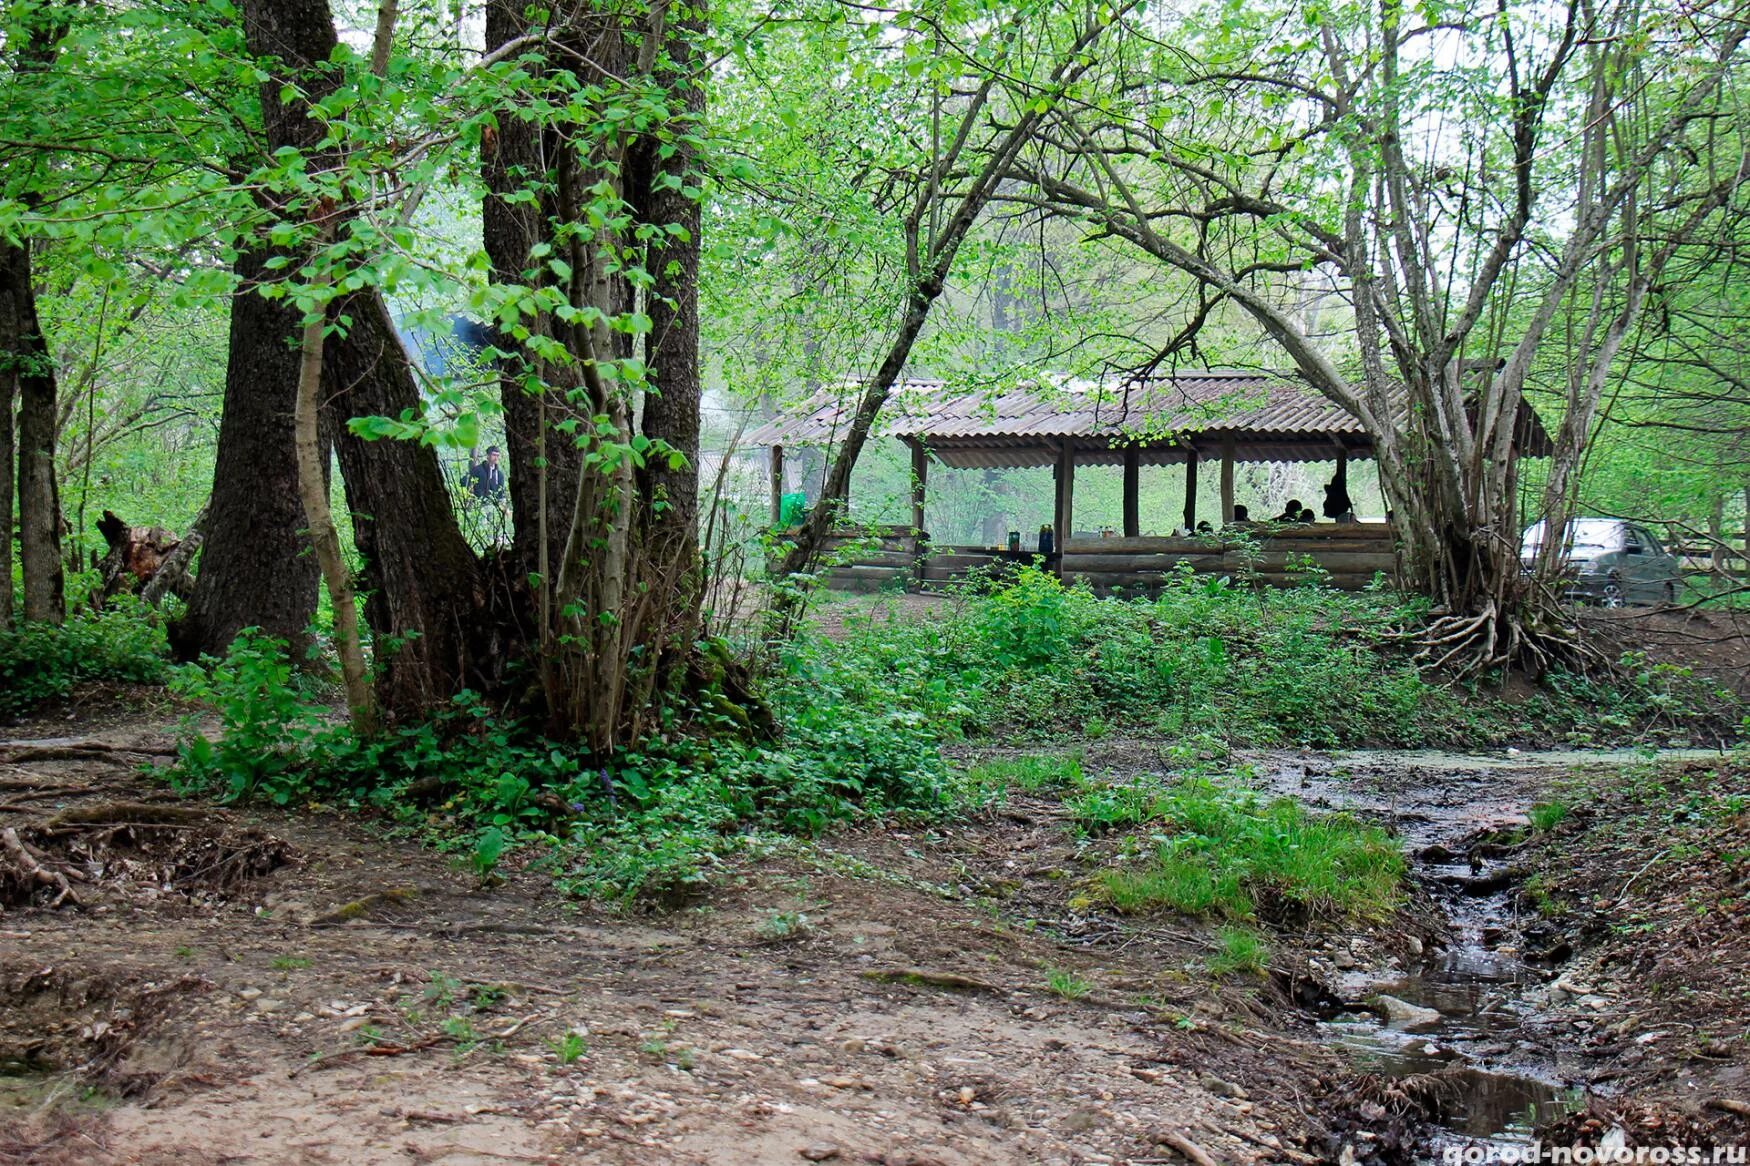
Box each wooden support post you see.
[1219,435,1235,525]
[769,444,785,526]
[1122,446,1140,538]
[909,441,928,588]
[1054,440,1076,565]
[910,441,928,538]
[1182,447,1199,532]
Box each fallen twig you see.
[1707,1097,1750,1119]
[288,1036,443,1078]
[1616,849,1669,906]
[1152,1128,1221,1166]
[493,1012,548,1039]
[1205,1117,1317,1164]
[386,1108,463,1124]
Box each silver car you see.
[1520,518,1682,607]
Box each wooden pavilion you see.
[747,371,1552,594]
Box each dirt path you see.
[2,713,1743,1165]
[0,718,1353,1166]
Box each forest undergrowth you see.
[2,568,1739,907]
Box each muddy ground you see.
[0,704,1746,1165]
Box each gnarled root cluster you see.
[1,826,88,909]
[1411,595,1608,680]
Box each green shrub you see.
[815,566,1452,748]
[169,628,335,802]
[0,599,170,717]
[167,628,951,905]
[809,569,1733,748]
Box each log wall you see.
[816,525,920,593]
[1059,523,1397,595]
[802,523,1400,595]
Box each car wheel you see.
[1601,577,1626,608]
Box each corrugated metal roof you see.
[743,371,1366,445]
[742,370,1552,464]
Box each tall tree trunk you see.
[3,0,74,627]
[170,247,321,661]
[240,0,487,720]
[324,291,489,716]
[483,0,583,585]
[1,240,63,624]
[493,3,645,747]
[477,0,709,746]
[0,334,11,628]
[1711,493,1728,578]
[632,0,705,696]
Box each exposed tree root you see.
[858,968,1005,993]
[0,802,290,907]
[1410,595,1609,681]
[42,801,212,833]
[0,741,174,765]
[0,827,87,908]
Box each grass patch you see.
[1527,801,1571,831]
[1090,777,1404,922]
[546,1030,588,1064]
[1045,968,1092,999]
[958,753,1084,803]
[1206,925,1270,976]
[1104,855,1251,917]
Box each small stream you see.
[1249,747,1725,1157]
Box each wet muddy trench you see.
[1250,748,1719,1160]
